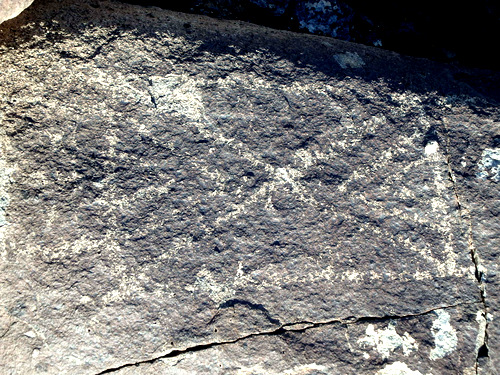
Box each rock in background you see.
[122,0,500,70]
[0,0,498,374]
[0,0,34,23]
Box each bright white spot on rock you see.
[375,361,423,375]
[334,52,366,69]
[424,141,439,155]
[477,148,500,182]
[79,296,92,304]
[358,321,418,359]
[24,331,37,338]
[345,270,360,282]
[413,269,432,280]
[32,348,40,358]
[236,261,244,279]
[429,309,457,360]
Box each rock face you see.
[0,0,34,24]
[0,1,498,374]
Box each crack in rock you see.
[94,301,479,374]
[441,120,489,374]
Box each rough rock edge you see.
[95,301,480,374]
[441,119,489,374]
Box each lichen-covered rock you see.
[0,1,498,374]
[0,0,33,24]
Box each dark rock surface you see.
[445,108,500,374]
[0,0,498,374]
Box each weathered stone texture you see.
[0,0,498,374]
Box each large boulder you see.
[0,0,33,24]
[0,0,498,374]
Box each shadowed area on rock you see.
[120,0,500,71]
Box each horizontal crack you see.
[94,300,479,375]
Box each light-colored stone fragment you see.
[0,0,34,24]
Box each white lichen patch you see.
[429,309,457,360]
[358,321,418,359]
[477,148,500,182]
[334,52,365,69]
[375,361,424,375]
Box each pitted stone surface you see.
[0,1,498,374]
